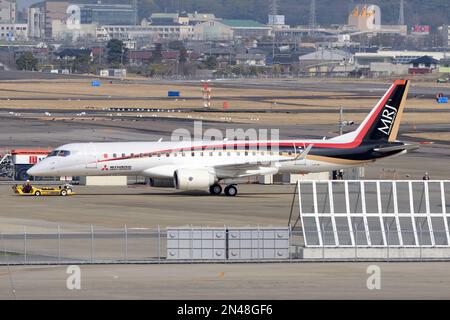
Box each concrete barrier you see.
[79,176,128,186]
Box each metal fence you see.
[0,225,303,265]
[2,225,450,264]
[0,226,166,265]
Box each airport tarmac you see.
[0,184,297,231]
[0,76,449,300]
[1,262,450,299]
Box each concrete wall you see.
[301,247,450,260]
[370,62,409,75]
[79,176,128,186]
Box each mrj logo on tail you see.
[377,104,398,136]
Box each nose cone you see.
[27,163,49,177]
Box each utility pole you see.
[398,0,405,26]
[269,0,279,63]
[133,0,138,25]
[309,0,316,35]
[269,0,278,15]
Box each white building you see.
[0,0,16,24]
[236,53,266,66]
[355,51,448,68]
[52,19,97,41]
[97,20,195,42]
[0,23,27,41]
[193,20,233,41]
[27,6,44,39]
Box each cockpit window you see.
[48,150,71,157]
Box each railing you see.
[297,180,450,250]
[0,226,166,265]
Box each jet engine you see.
[173,169,216,191]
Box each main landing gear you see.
[209,184,238,197]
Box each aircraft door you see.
[85,143,98,169]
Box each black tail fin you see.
[354,79,410,143]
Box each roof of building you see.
[189,13,216,21]
[410,55,438,65]
[150,13,178,19]
[299,49,352,61]
[57,48,92,58]
[128,50,153,60]
[221,19,269,29]
[236,53,266,60]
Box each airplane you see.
[28,79,417,197]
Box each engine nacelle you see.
[173,169,216,191]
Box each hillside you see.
[140,0,450,28]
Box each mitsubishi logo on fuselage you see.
[377,104,398,136]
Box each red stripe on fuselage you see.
[95,82,400,164]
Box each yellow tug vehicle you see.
[13,183,75,197]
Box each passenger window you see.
[209,152,213,156]
[227,152,231,156]
[113,153,117,158]
[182,153,186,157]
[122,153,126,158]
[218,152,222,156]
[245,152,248,156]
[191,152,195,157]
[103,153,108,159]
[131,153,134,158]
[157,153,161,157]
[166,153,170,157]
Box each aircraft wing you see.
[212,144,313,179]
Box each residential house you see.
[235,53,266,66]
[409,56,438,74]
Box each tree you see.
[205,56,218,69]
[107,39,127,66]
[16,52,38,71]
[168,40,185,51]
[151,43,163,64]
[178,47,188,64]
[72,54,92,74]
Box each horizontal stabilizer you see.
[373,143,419,153]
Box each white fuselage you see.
[27,139,363,179]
